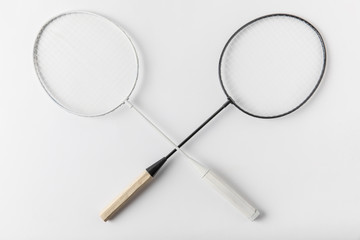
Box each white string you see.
[34,12,138,117]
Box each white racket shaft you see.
[126,100,260,220]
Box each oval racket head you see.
[34,11,139,117]
[219,14,326,118]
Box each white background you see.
[1,0,360,239]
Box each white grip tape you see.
[203,170,260,221]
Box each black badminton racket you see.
[100,13,326,221]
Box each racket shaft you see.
[203,170,260,220]
[100,170,152,221]
[128,101,259,219]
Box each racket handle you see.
[100,170,152,221]
[202,170,260,221]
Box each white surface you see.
[1,0,360,239]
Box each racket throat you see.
[146,157,168,177]
[226,97,235,105]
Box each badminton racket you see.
[33,11,259,221]
[100,13,326,221]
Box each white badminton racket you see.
[33,11,260,222]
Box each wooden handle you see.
[100,170,153,221]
